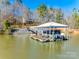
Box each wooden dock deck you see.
[30,34,53,42]
[30,34,68,42]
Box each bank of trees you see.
[37,4,64,23]
[37,4,79,29]
[0,0,79,29]
[72,8,79,29]
[66,8,79,29]
[0,0,64,24]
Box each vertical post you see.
[52,27,54,41]
[67,27,69,40]
[48,27,49,37]
[50,26,51,40]
[49,26,52,41]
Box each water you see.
[0,34,79,59]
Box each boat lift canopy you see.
[36,22,68,28]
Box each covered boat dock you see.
[30,22,68,42]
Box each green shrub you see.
[3,20,11,30]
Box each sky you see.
[10,0,79,15]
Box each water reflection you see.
[0,35,79,59]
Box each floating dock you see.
[30,34,53,42]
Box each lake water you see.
[0,34,79,59]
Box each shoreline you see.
[68,29,79,34]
